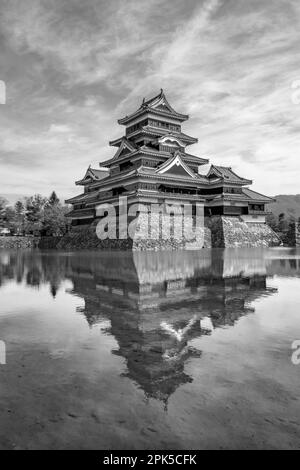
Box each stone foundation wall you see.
[57,226,133,250]
[130,210,210,250]
[205,216,280,248]
[0,236,38,249]
[53,215,280,251]
[0,236,61,250]
[58,212,211,251]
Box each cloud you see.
[0,0,300,200]
[49,124,72,133]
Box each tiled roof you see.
[181,152,209,165]
[90,168,109,179]
[76,167,109,185]
[118,90,189,125]
[141,90,187,116]
[156,152,197,178]
[171,130,198,143]
[100,145,168,167]
[210,189,273,203]
[142,89,165,107]
[101,138,137,166]
[242,188,274,202]
[222,193,250,201]
[207,165,252,184]
[137,165,209,184]
[109,136,124,147]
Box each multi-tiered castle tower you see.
[66,90,277,248]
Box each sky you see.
[0,0,300,203]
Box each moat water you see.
[0,248,299,449]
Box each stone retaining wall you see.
[205,216,280,248]
[0,216,280,251]
[58,213,211,251]
[0,236,38,249]
[0,236,61,250]
[57,215,280,251]
[57,226,133,250]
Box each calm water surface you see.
[0,248,299,449]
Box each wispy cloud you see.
[0,0,300,201]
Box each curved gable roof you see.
[118,90,188,125]
[156,152,197,179]
[207,165,252,185]
[100,138,137,167]
[76,166,109,185]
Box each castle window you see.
[126,119,148,135]
[119,161,133,172]
[148,119,180,132]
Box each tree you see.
[1,192,68,237]
[43,191,68,236]
[282,215,297,246]
[266,213,277,232]
[278,213,288,233]
[0,198,15,233]
[15,200,25,218]
[0,197,8,224]
[43,201,69,236]
[4,206,15,229]
[24,194,47,235]
[12,200,26,235]
[48,191,60,206]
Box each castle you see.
[65,90,278,249]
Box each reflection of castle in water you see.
[1,248,293,404]
[65,249,278,404]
